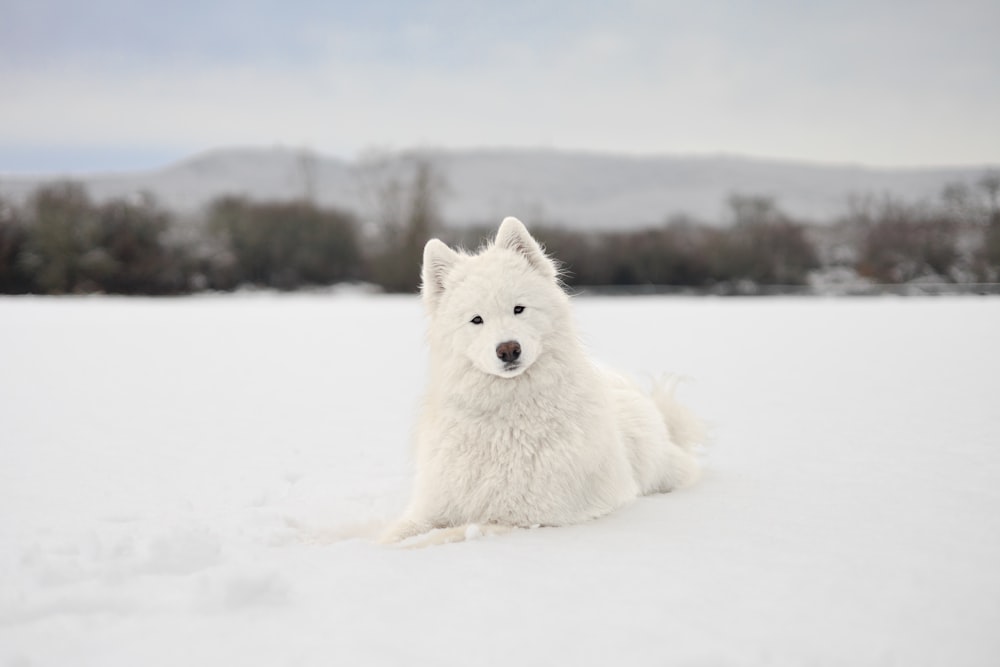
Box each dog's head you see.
[421,217,565,379]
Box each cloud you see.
[1,0,999,169]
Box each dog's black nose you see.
[496,340,521,363]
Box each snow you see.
[1,294,999,666]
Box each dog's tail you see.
[651,375,707,452]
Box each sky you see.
[1,0,999,173]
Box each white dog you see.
[381,217,704,545]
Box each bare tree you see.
[727,194,783,227]
[354,152,447,291]
[297,149,318,205]
[724,194,818,285]
[979,170,1000,222]
[0,195,30,293]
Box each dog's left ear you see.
[495,217,557,280]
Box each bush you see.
[4,175,991,295]
[18,182,96,293]
[0,197,31,293]
[854,200,959,283]
[3,183,193,294]
[90,195,192,294]
[979,215,1000,280]
[207,197,361,290]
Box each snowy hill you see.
[0,147,993,228]
[1,294,998,666]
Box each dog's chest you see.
[446,408,567,470]
[432,404,589,522]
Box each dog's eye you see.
[471,315,484,325]
[513,305,525,315]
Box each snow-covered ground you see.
[1,294,998,666]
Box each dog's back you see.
[604,371,703,495]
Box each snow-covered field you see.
[2,294,998,666]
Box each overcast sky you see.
[2,0,998,173]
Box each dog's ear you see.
[495,217,557,280]
[422,238,459,309]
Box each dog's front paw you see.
[378,518,430,545]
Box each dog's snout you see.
[496,340,521,363]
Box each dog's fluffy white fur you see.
[381,218,704,545]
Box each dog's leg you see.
[378,517,435,545]
[401,523,514,549]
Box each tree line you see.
[1,167,999,295]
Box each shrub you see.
[207,197,361,290]
[0,196,31,293]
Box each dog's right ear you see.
[421,239,459,309]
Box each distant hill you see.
[1,147,993,228]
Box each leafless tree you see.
[979,170,1000,222]
[354,151,447,291]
